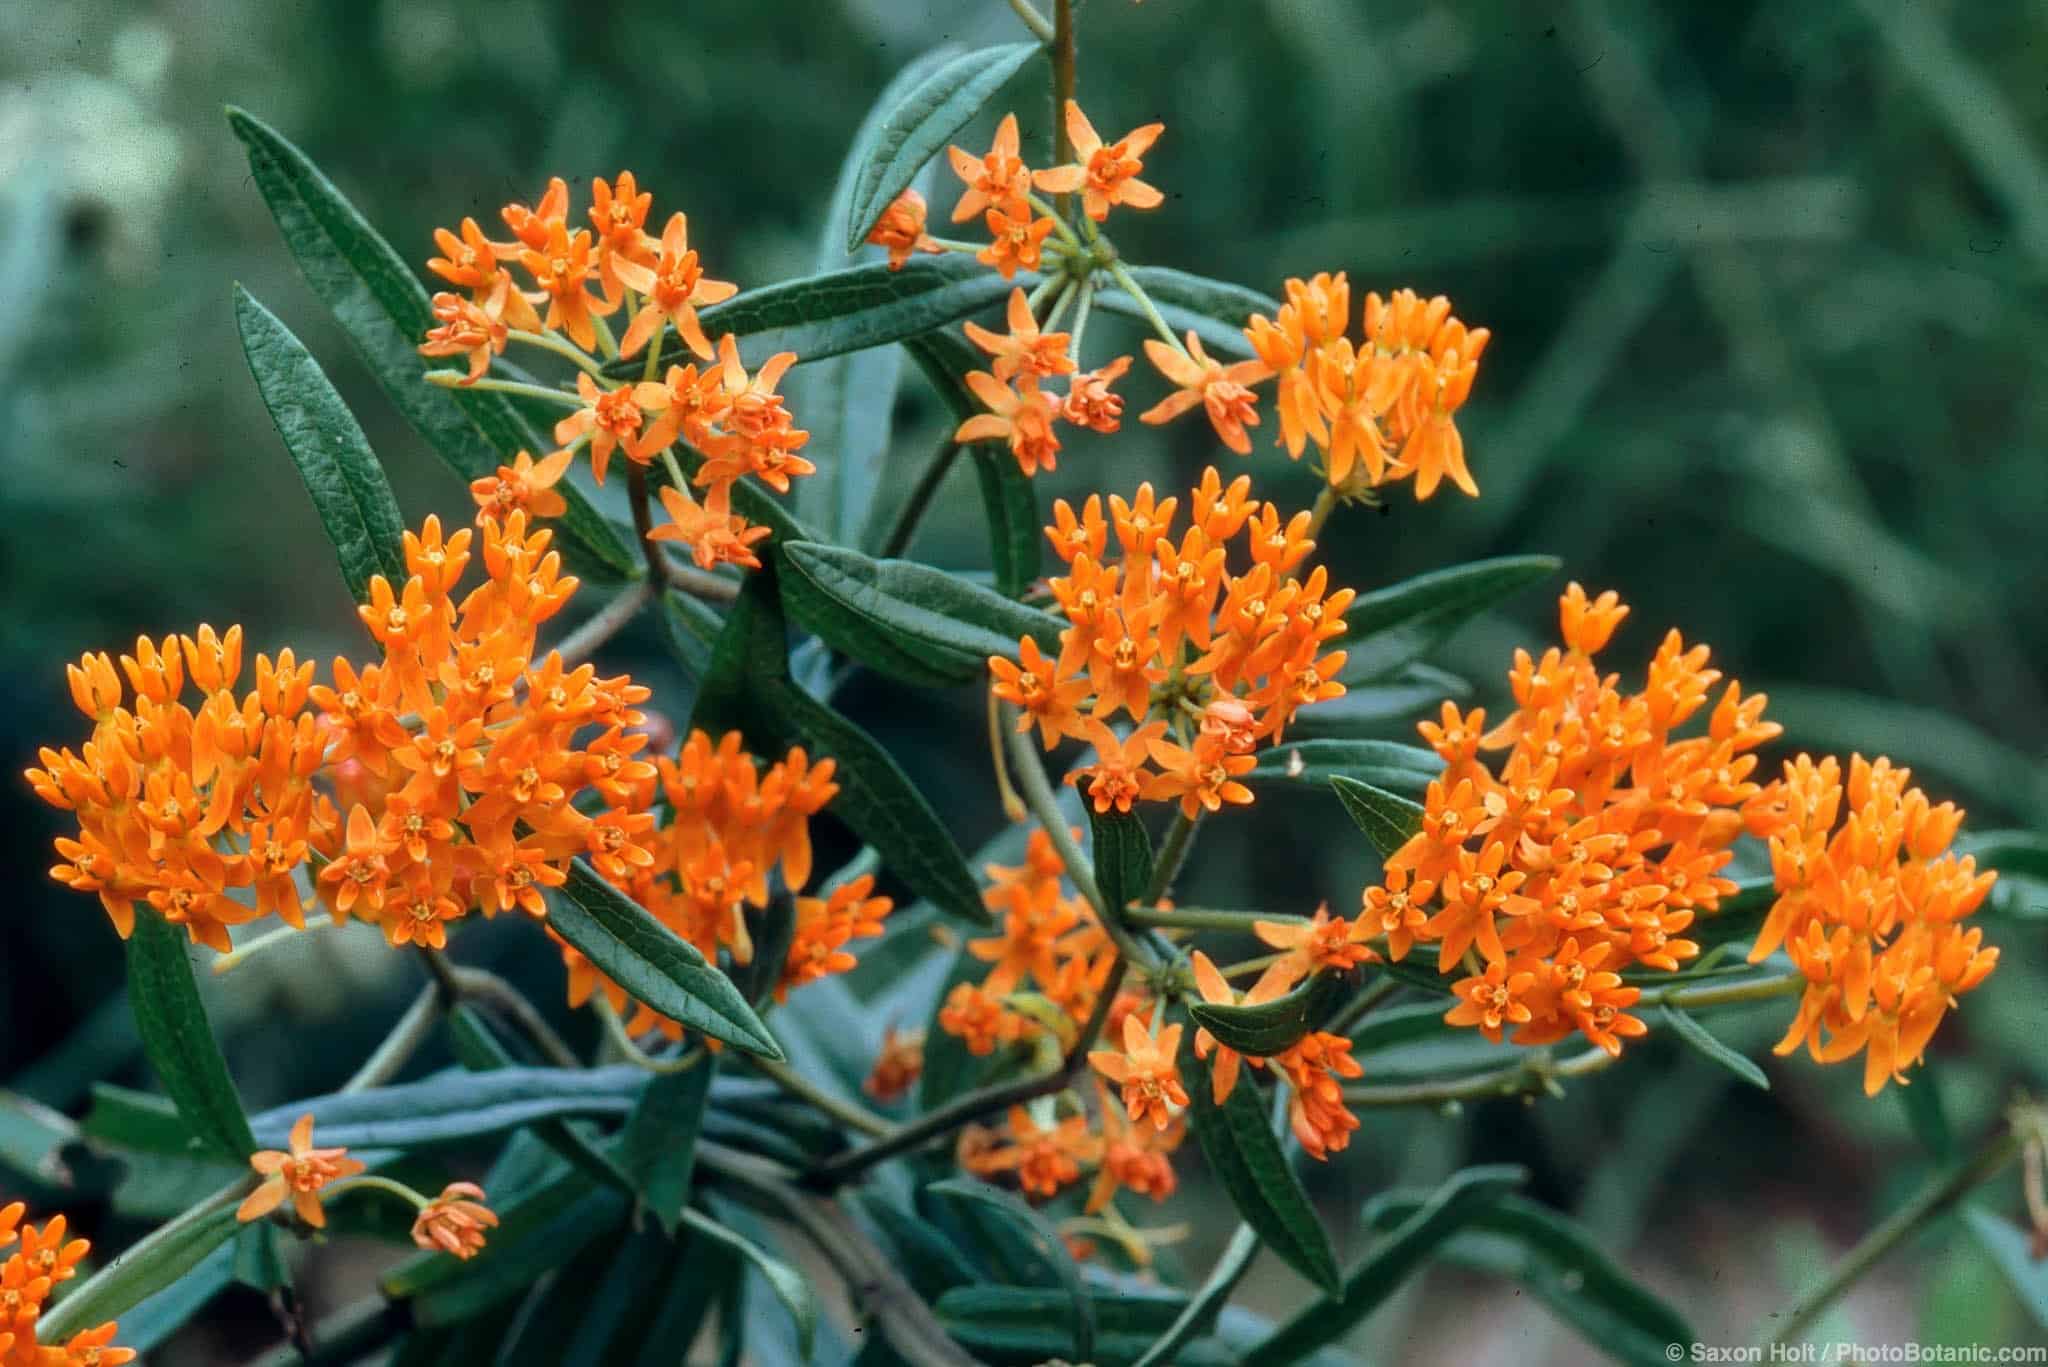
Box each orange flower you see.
[555,374,656,486]
[411,1182,498,1260]
[978,207,1056,280]
[1062,356,1133,433]
[964,288,1076,381]
[316,804,394,920]
[1035,101,1166,221]
[1272,1032,1364,1160]
[963,1107,1100,1200]
[469,448,574,522]
[864,1026,925,1102]
[1143,735,1255,819]
[938,983,1034,1056]
[1086,1081,1183,1214]
[518,220,616,352]
[650,483,771,571]
[947,113,1031,222]
[238,1114,366,1229]
[956,371,1063,475]
[1089,1014,1190,1130]
[616,212,738,360]
[1139,333,1269,454]
[1068,720,1166,816]
[1250,903,1379,998]
[42,1321,139,1366]
[778,874,893,1001]
[867,188,943,270]
[419,291,506,382]
[990,637,1090,746]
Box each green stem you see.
[1766,1128,2023,1349]
[1066,278,1095,355]
[422,372,582,406]
[1322,975,1403,1040]
[433,958,582,1069]
[1004,0,1056,43]
[505,327,608,377]
[592,996,703,1074]
[879,438,965,560]
[342,985,441,1093]
[1050,0,1077,216]
[1124,906,1297,933]
[747,1056,897,1139]
[1304,484,1340,541]
[1105,258,1190,356]
[1142,811,1200,905]
[1344,1046,1618,1107]
[34,1177,256,1342]
[1641,970,1803,1010]
[590,309,620,361]
[327,1174,430,1212]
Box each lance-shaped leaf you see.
[1132,1224,1261,1367]
[1331,775,1425,860]
[616,1056,716,1234]
[123,911,256,1160]
[32,1183,246,1343]
[682,1206,819,1360]
[905,329,1041,596]
[1354,1191,1696,1363]
[1341,555,1562,682]
[443,1006,632,1193]
[613,255,1027,376]
[1250,1165,1528,1362]
[780,539,1064,686]
[934,1286,1196,1365]
[112,1240,238,1353]
[1659,1005,1770,1090]
[1093,266,1278,361]
[249,1066,648,1150]
[1348,998,1462,1053]
[1189,971,1353,1057]
[548,860,784,1058]
[1249,740,1443,797]
[843,43,1045,251]
[225,106,636,581]
[1184,1050,1342,1295]
[1089,807,1155,914]
[694,571,988,923]
[928,1177,1095,1363]
[234,287,407,604]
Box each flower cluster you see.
[951,287,1133,476]
[235,1115,499,1260]
[990,467,1351,818]
[419,174,809,571]
[1753,754,1998,1094]
[1141,272,1491,500]
[1,1201,130,1367]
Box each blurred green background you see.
[4,0,2046,1360]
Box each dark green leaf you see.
[123,911,256,1160]
[1659,1004,1770,1090]
[233,286,408,603]
[1330,775,1425,860]
[1189,972,1351,1056]
[1348,999,1460,1053]
[905,330,1041,596]
[1960,829,2048,881]
[1252,1165,1528,1362]
[781,540,1061,685]
[1341,555,1563,682]
[559,1226,683,1367]
[442,1007,636,1192]
[927,1177,1095,1362]
[0,1090,76,1188]
[1093,267,1278,361]
[1131,1224,1260,1367]
[1288,663,1470,739]
[854,1192,983,1301]
[629,1234,737,1367]
[1966,1206,2048,1332]
[1089,806,1155,913]
[1248,740,1442,796]
[248,1065,644,1149]
[933,1285,1192,1365]
[226,107,636,581]
[232,1221,290,1292]
[1183,1051,1341,1295]
[616,1055,715,1233]
[34,1184,245,1342]
[548,859,784,1057]
[113,1240,237,1352]
[682,1206,819,1360]
[662,587,725,679]
[843,43,1045,251]
[1898,1064,1955,1160]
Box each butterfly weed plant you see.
[6,3,2044,1364]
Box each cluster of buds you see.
[1,1202,127,1367]
[420,174,808,572]
[990,467,1351,819]
[1753,754,1998,1094]
[1138,273,1491,502]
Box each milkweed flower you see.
[470,448,575,523]
[411,1183,499,1261]
[1139,333,1269,454]
[867,189,943,270]
[864,1026,925,1102]
[615,212,737,360]
[947,112,1033,223]
[1089,1014,1191,1130]
[1034,101,1166,222]
[238,1114,366,1229]
[0,1207,136,1367]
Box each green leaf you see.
[933,1285,1194,1365]
[682,1206,819,1360]
[1093,266,1277,361]
[904,329,1041,596]
[1898,1064,1955,1160]
[1248,740,1442,796]
[226,107,636,581]
[1189,972,1351,1056]
[1340,555,1563,682]
[1966,1206,2048,1332]
[113,1239,237,1352]
[33,1184,245,1342]
[1658,1004,1770,1090]
[123,910,256,1160]
[399,1175,629,1327]
[616,256,1025,376]
[1288,663,1470,739]
[927,1177,1095,1363]
[249,1065,644,1150]
[1348,999,1460,1053]
[842,43,1045,251]
[1089,807,1155,913]
[780,540,1063,685]
[1252,1165,1528,1362]
[233,286,408,604]
[0,1090,75,1188]
[695,571,988,923]
[1377,1194,1697,1364]
[616,1056,715,1234]
[853,1193,983,1301]
[1960,829,2048,881]
[1183,1050,1342,1295]
[1330,775,1425,860]
[1131,1224,1260,1367]
[442,1007,633,1193]
[547,858,785,1058]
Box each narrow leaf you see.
[616,1056,716,1234]
[112,1240,237,1352]
[1252,1165,1528,1362]
[233,286,407,603]
[548,859,784,1058]
[1131,1223,1260,1367]
[682,1206,819,1360]
[248,1066,645,1150]
[1289,663,1471,739]
[1341,555,1562,682]
[1093,266,1277,361]
[1248,740,1443,796]
[1189,972,1351,1057]
[1183,1051,1342,1295]
[1966,1206,2048,1332]
[1659,1004,1770,1090]
[843,43,1045,250]
[1330,775,1425,860]
[225,107,636,580]
[927,1177,1095,1363]
[905,329,1041,596]
[444,1007,632,1192]
[1089,807,1155,914]
[33,1184,244,1342]
[123,911,256,1160]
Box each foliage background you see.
[3,0,2044,1359]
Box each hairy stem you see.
[627,463,669,588]
[1051,0,1077,218]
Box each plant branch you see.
[553,579,656,668]
[627,463,669,588]
[428,957,582,1069]
[1142,811,1200,905]
[879,438,965,560]
[342,984,441,1093]
[1344,1046,1618,1107]
[1051,0,1078,218]
[746,1055,897,1139]
[1124,906,1298,933]
[1004,0,1056,44]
